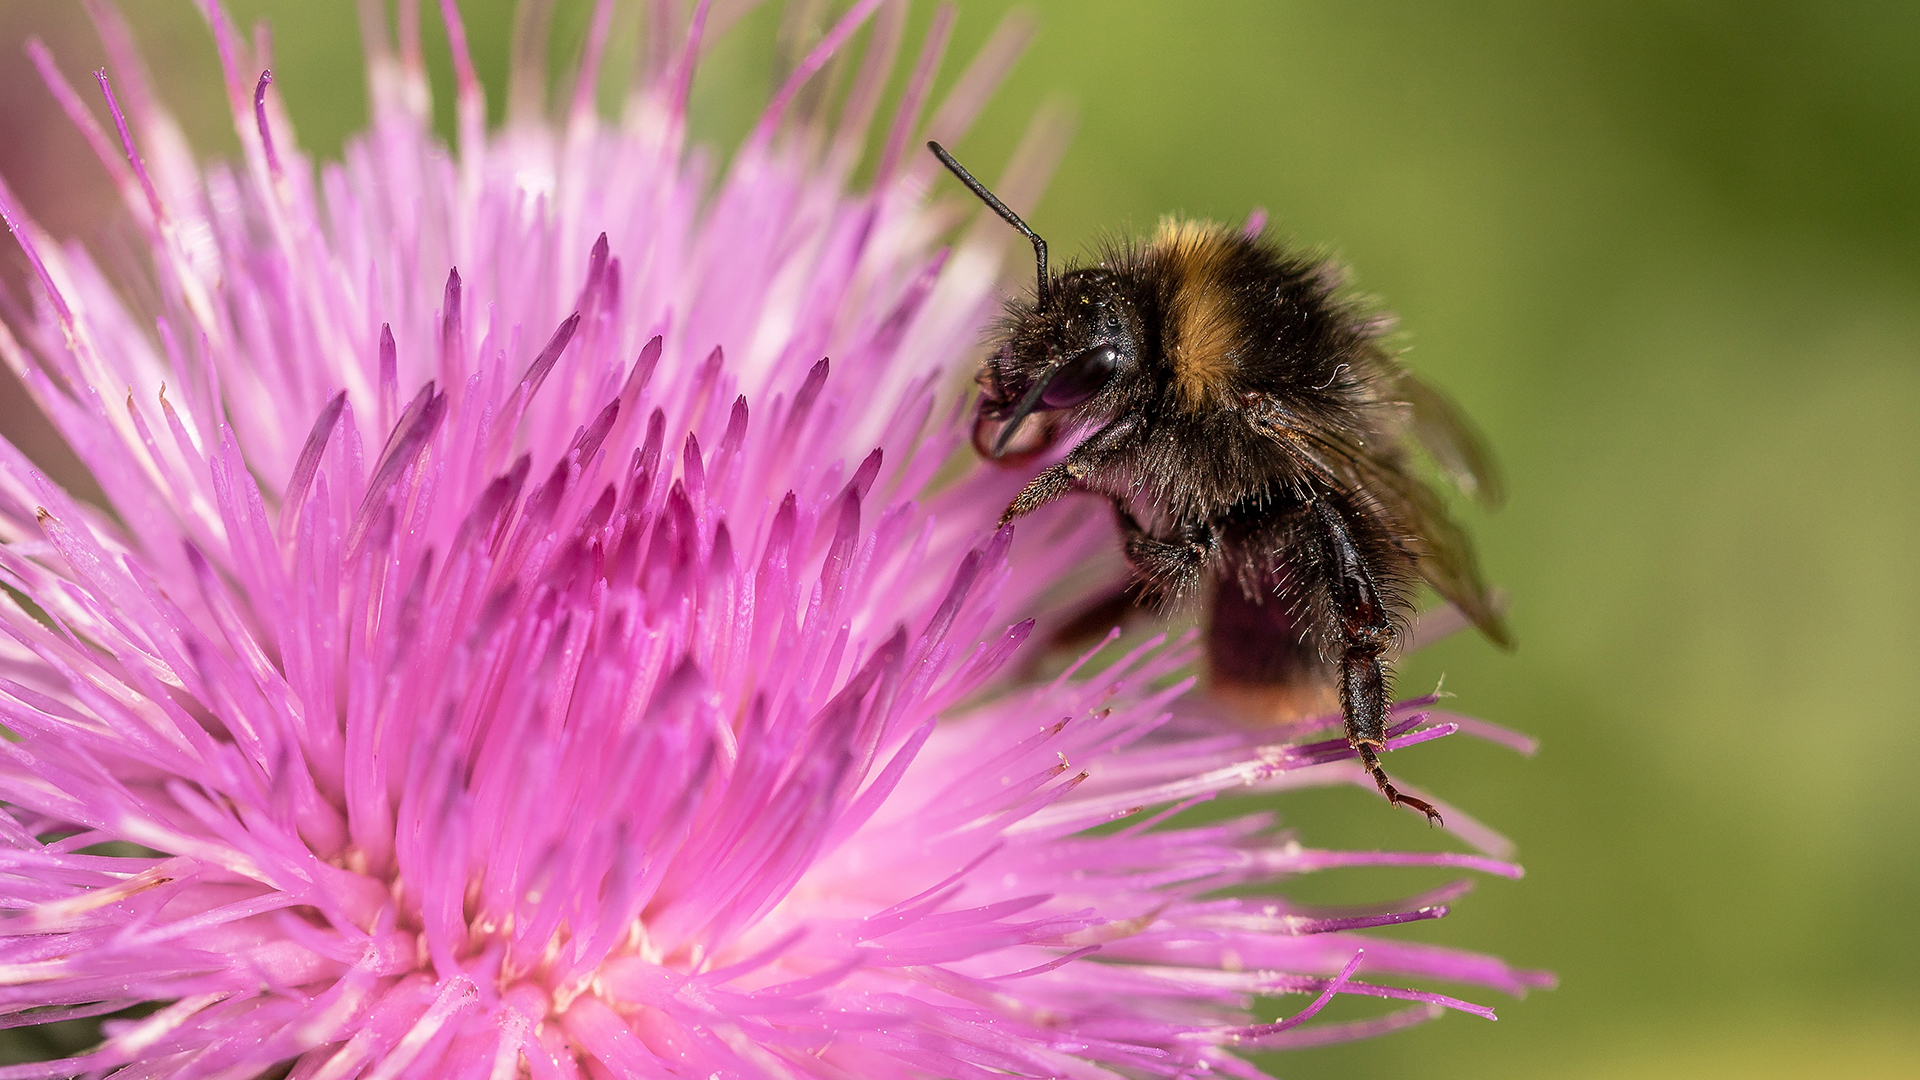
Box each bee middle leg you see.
[1313,500,1443,825]
[1110,498,1214,601]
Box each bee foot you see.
[1358,742,1444,826]
[1386,788,1444,827]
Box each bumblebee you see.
[929,141,1511,823]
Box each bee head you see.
[980,270,1141,454]
[926,142,1143,458]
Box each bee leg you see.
[1000,415,1143,524]
[1002,463,1076,523]
[1343,655,1442,826]
[1110,499,1214,601]
[1044,578,1161,654]
[1315,500,1443,826]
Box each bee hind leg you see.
[1317,500,1443,826]
[1342,650,1442,825]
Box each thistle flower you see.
[0,2,1548,1077]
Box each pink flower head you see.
[0,2,1548,1077]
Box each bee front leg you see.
[1001,463,1076,524]
[1110,499,1215,602]
[1312,500,1442,825]
[1000,415,1143,524]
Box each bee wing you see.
[1253,406,1514,649]
[1393,372,1506,508]
[1380,454,1513,649]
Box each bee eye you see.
[1041,345,1118,409]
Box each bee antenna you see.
[927,141,1050,309]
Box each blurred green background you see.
[2,1,1916,1077]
